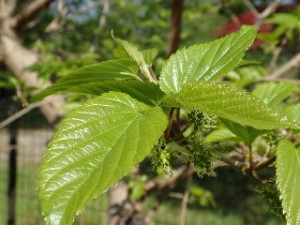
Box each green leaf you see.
[159,26,257,94]
[252,82,297,106]
[286,103,300,124]
[205,129,238,143]
[129,175,147,201]
[37,92,168,225]
[175,80,297,130]
[276,140,300,225]
[0,81,15,89]
[113,35,145,66]
[112,35,155,82]
[142,48,158,65]
[220,119,265,144]
[32,58,138,102]
[62,80,165,106]
[226,66,265,88]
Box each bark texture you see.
[107,181,149,225]
[0,0,63,125]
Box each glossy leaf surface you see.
[37,92,168,225]
[276,140,300,225]
[32,58,138,101]
[159,26,256,94]
[176,80,296,130]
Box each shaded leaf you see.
[159,26,257,94]
[252,82,297,106]
[226,66,265,88]
[205,129,239,143]
[175,80,297,130]
[220,118,265,144]
[276,140,300,225]
[64,80,165,105]
[37,92,168,225]
[32,58,138,102]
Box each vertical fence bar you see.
[7,121,18,225]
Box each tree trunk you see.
[0,0,64,125]
[0,35,64,124]
[166,0,185,58]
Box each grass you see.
[0,163,107,225]
[0,162,285,225]
[154,206,284,225]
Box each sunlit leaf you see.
[175,80,297,130]
[159,26,257,94]
[276,140,300,225]
[37,92,168,225]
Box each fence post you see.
[7,121,18,225]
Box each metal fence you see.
[0,107,107,225]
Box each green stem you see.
[141,64,157,84]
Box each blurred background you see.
[0,0,299,224]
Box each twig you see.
[11,0,55,29]
[268,47,282,74]
[265,53,300,79]
[180,176,191,225]
[258,77,300,84]
[255,155,276,171]
[220,152,263,183]
[89,0,109,52]
[241,0,283,81]
[242,0,259,17]
[99,0,109,28]
[66,1,103,20]
[220,0,241,27]
[242,0,281,28]
[255,0,281,28]
[57,0,68,17]
[166,0,184,57]
[0,98,56,129]
[144,165,194,194]
[219,155,246,170]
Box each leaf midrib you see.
[44,113,140,211]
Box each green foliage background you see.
[1,1,300,225]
